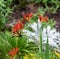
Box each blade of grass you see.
[39,28,43,59]
[45,35,49,59]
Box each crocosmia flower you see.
[39,15,48,22]
[10,57,14,59]
[12,19,24,33]
[8,47,19,56]
[23,13,33,22]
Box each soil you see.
[8,3,60,31]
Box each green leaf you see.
[45,35,49,59]
[43,0,48,3]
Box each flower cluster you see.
[8,47,19,59]
[12,13,33,33]
[23,53,41,59]
[39,15,48,22]
[12,13,48,34]
[23,13,33,22]
[12,19,24,33]
[23,15,60,52]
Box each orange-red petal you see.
[23,13,33,22]
[10,57,14,59]
[39,15,48,22]
[15,47,19,52]
[12,19,24,33]
[39,15,43,21]
[44,16,48,22]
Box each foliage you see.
[29,0,60,13]
[23,14,60,59]
[0,31,37,59]
[12,0,60,13]
[13,0,26,9]
[0,1,60,58]
[0,0,13,30]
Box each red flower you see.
[23,13,33,22]
[10,57,14,59]
[15,47,19,53]
[9,50,16,56]
[12,19,24,33]
[8,47,19,56]
[39,15,48,22]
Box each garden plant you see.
[0,0,60,59]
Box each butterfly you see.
[12,31,22,37]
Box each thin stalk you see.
[45,30,49,59]
[39,28,43,59]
